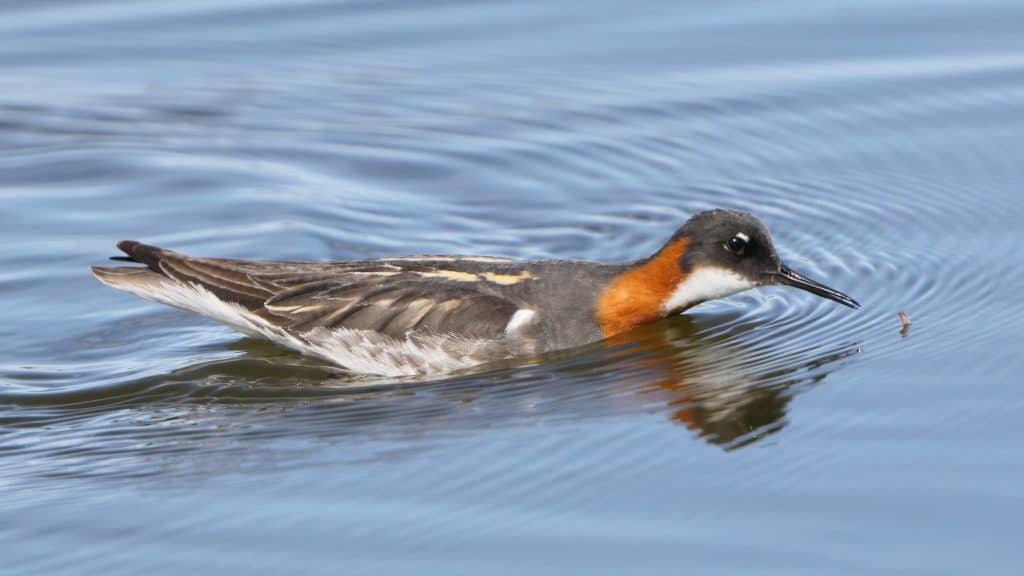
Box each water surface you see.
[3,1,1024,574]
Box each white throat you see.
[662,267,755,314]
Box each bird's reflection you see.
[2,317,859,484]
[603,316,858,449]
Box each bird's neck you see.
[595,238,690,337]
[594,238,755,337]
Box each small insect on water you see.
[898,311,912,337]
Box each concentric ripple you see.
[3,47,1024,479]
[3,0,1024,573]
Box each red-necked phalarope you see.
[92,210,858,376]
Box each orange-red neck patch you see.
[595,238,689,337]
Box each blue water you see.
[3,1,1024,574]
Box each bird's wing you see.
[93,241,524,340]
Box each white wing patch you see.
[504,309,536,336]
[93,270,506,377]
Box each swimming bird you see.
[92,209,858,377]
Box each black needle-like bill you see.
[768,264,860,309]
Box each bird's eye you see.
[726,233,749,255]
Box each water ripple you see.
[2,6,1024,570]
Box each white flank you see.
[504,309,536,336]
[662,267,755,314]
[95,272,499,377]
[302,327,498,377]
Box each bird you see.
[92,209,859,377]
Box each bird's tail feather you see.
[109,240,168,272]
[90,265,168,292]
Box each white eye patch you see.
[735,232,750,243]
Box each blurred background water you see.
[2,0,1024,574]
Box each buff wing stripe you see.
[93,241,527,342]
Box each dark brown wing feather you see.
[113,241,520,339]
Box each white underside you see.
[662,267,755,314]
[98,273,503,377]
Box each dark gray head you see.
[675,210,781,280]
[664,209,859,310]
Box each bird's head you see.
[666,209,859,312]
[595,209,858,337]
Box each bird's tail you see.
[91,240,172,291]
